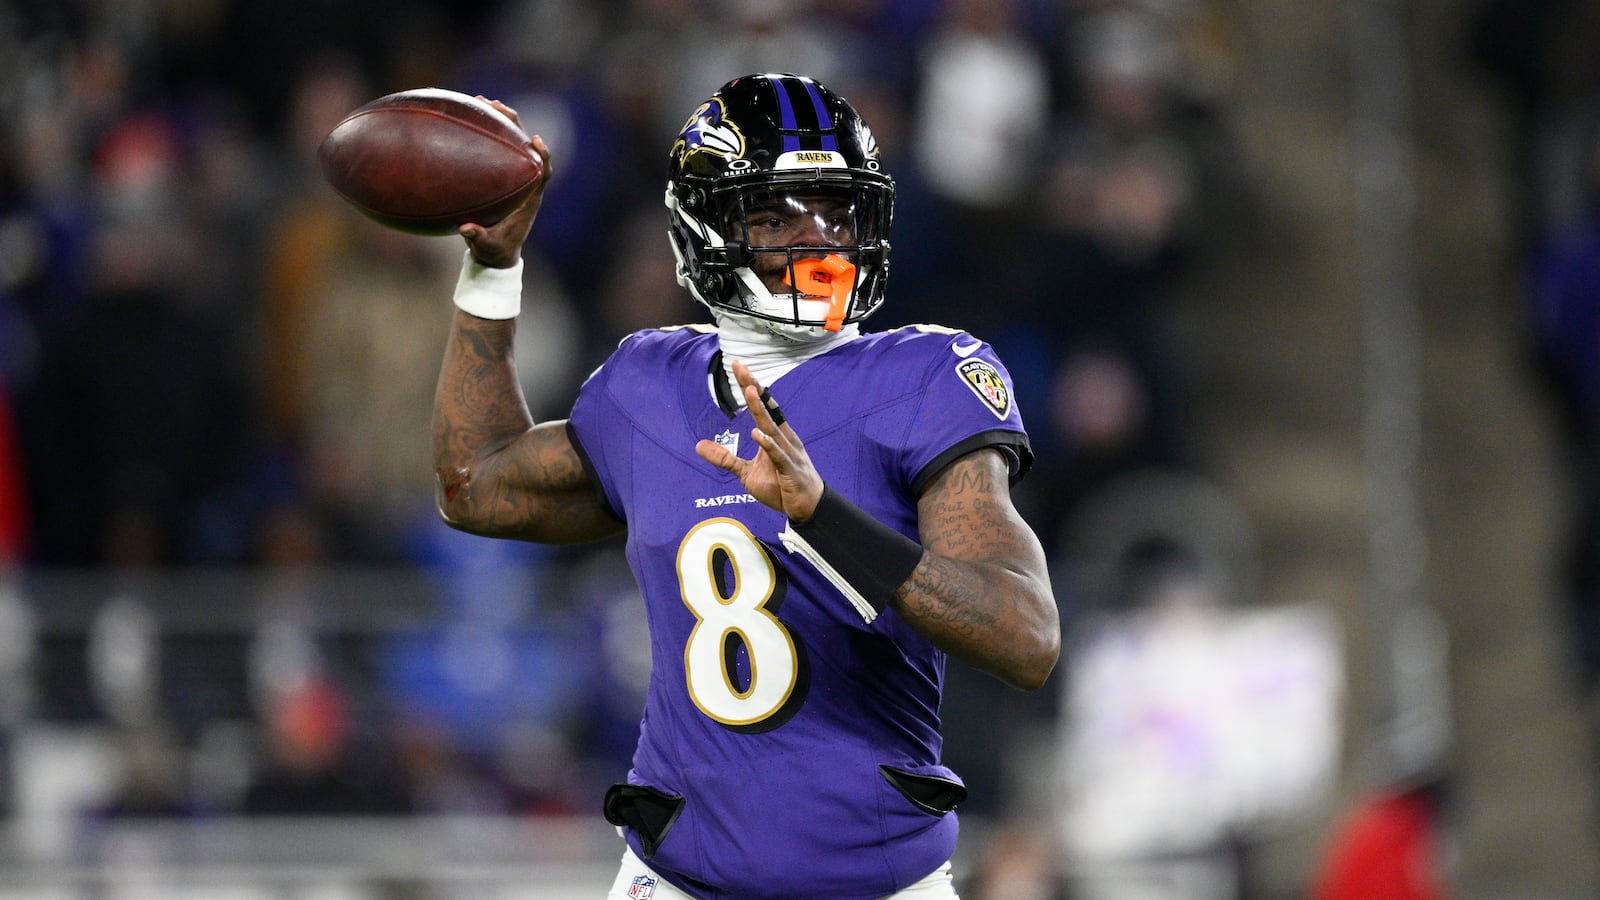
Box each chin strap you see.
[782,254,857,332]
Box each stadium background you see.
[1,0,1598,897]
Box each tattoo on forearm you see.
[897,553,999,640]
[888,449,1055,676]
[462,326,501,360]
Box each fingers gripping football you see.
[695,360,824,522]
[459,106,553,269]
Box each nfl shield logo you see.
[713,429,740,456]
[628,874,657,899]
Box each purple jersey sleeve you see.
[874,326,1033,495]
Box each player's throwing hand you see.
[458,102,552,269]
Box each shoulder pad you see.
[889,323,964,336]
[615,322,716,349]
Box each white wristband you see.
[452,250,524,320]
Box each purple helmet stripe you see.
[800,79,839,151]
[773,78,801,153]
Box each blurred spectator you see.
[962,824,1063,900]
[591,207,698,354]
[257,53,373,449]
[284,224,458,560]
[242,549,417,818]
[89,721,190,820]
[1472,0,1600,720]
[25,107,252,566]
[0,379,29,566]
[1058,0,1252,241]
[892,0,1053,331]
[0,579,34,729]
[377,516,592,815]
[241,675,410,816]
[677,0,871,120]
[87,594,162,726]
[1523,127,1600,692]
[1310,784,1453,900]
[0,126,92,400]
[924,0,1254,554]
[911,0,1052,215]
[1053,472,1341,900]
[1469,0,1600,252]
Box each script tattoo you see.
[897,449,1059,690]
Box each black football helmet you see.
[666,73,894,339]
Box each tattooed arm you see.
[900,448,1060,691]
[432,311,622,544]
[430,102,622,545]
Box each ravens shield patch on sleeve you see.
[956,358,1011,420]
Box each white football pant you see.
[606,846,959,899]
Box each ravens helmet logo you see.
[671,98,745,167]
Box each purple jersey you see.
[567,324,1031,899]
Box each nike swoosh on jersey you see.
[952,339,983,357]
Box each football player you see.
[435,73,1059,899]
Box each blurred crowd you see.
[0,0,1256,572]
[0,0,1376,894]
[1474,0,1600,707]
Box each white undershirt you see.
[712,309,860,408]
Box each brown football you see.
[318,88,542,236]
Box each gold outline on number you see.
[677,517,799,726]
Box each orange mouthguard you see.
[782,254,857,332]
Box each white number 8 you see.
[677,518,802,728]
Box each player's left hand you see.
[695,359,824,521]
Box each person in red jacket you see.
[0,378,28,566]
[1311,784,1451,900]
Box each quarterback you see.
[433,73,1060,899]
